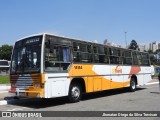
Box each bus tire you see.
[130,78,136,92]
[68,83,82,103]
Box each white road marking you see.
[0,91,8,94]
[147,86,159,89]
[0,100,7,105]
[7,107,27,111]
[145,82,159,85]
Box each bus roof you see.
[16,33,149,54]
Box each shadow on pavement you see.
[82,87,145,101]
[6,87,146,109]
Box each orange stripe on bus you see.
[69,64,130,92]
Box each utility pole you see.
[125,32,127,48]
[158,72,160,91]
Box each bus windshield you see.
[11,36,42,74]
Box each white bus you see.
[10,33,152,102]
[0,60,10,75]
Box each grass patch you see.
[154,73,159,76]
[0,75,10,84]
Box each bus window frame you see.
[44,37,72,73]
[44,34,151,67]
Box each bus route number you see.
[74,66,82,69]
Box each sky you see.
[0,0,160,46]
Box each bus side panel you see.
[123,66,132,87]
[137,74,144,86]
[69,64,131,92]
[44,73,70,98]
[143,73,152,84]
[93,65,130,90]
[110,65,123,88]
[93,65,111,90]
[138,66,152,85]
[69,64,95,93]
[87,76,94,92]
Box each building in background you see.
[153,42,158,52]
[149,41,159,52]
[139,45,145,52]
[158,43,160,49]
[139,44,149,52]
[156,52,160,64]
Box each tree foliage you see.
[0,44,13,60]
[155,49,160,54]
[128,40,140,51]
[149,54,157,65]
[149,49,160,65]
[148,50,153,54]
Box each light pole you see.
[125,32,127,48]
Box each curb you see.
[0,100,8,105]
[0,97,42,105]
[0,91,8,94]
[0,84,10,90]
[146,82,159,85]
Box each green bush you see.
[0,75,10,84]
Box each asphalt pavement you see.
[0,79,160,119]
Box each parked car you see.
[0,60,10,75]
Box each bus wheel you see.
[130,78,136,92]
[68,83,82,103]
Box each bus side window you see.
[132,52,139,65]
[98,46,105,63]
[73,42,92,63]
[123,50,132,65]
[93,46,99,63]
[80,43,92,63]
[73,42,79,51]
[142,53,150,66]
[109,48,122,64]
[62,47,70,62]
[93,46,98,54]
[73,42,80,62]
[104,47,109,64]
[45,42,71,71]
[137,52,142,65]
[87,45,91,53]
[73,52,80,62]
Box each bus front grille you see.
[10,74,41,91]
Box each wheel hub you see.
[131,81,135,89]
[71,87,80,99]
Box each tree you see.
[149,54,157,65]
[0,44,13,60]
[148,50,153,54]
[128,40,140,50]
[155,49,160,54]
[104,39,108,44]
